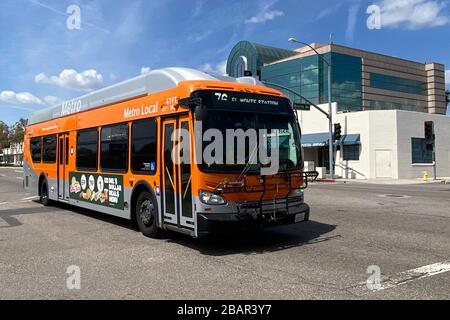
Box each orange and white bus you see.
[23,68,315,238]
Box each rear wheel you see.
[40,180,50,206]
[136,191,161,238]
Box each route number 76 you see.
[215,93,228,101]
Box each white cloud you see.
[43,96,63,106]
[445,70,450,84]
[346,3,361,42]
[35,69,104,92]
[141,67,151,75]
[109,73,118,81]
[376,0,450,29]
[200,60,227,75]
[245,4,284,24]
[0,91,43,105]
[316,3,343,20]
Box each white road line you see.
[21,196,39,201]
[0,202,7,205]
[0,174,5,177]
[16,177,24,180]
[14,170,23,173]
[365,260,450,292]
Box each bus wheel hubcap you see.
[140,199,154,226]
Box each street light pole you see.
[288,37,334,178]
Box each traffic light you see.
[334,123,342,142]
[424,121,435,145]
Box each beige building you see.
[271,42,447,114]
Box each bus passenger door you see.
[57,133,69,200]
[161,116,194,231]
[162,120,178,225]
[177,117,194,229]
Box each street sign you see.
[293,103,311,111]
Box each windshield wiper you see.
[237,143,260,181]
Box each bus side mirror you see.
[179,97,202,109]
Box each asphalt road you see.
[0,167,449,300]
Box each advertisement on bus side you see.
[69,172,124,210]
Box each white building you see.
[298,104,450,180]
[1,142,24,166]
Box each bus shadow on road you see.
[4,202,338,256]
[166,221,338,256]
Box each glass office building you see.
[261,52,362,112]
[226,41,446,115]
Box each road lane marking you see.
[0,202,7,205]
[16,177,24,180]
[353,260,450,294]
[0,174,5,177]
[14,170,23,173]
[21,196,39,201]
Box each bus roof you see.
[27,67,265,125]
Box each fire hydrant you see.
[422,171,429,181]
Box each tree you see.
[446,90,450,106]
[0,121,10,149]
[8,118,28,144]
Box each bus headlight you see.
[290,189,304,201]
[199,190,226,205]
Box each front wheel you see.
[135,191,161,238]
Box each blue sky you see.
[1,0,449,124]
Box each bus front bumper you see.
[196,202,310,237]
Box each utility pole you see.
[288,36,334,178]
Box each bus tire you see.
[40,180,51,206]
[135,191,161,238]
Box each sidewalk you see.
[316,177,450,185]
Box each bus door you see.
[58,133,69,200]
[161,116,194,230]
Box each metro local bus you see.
[23,68,316,238]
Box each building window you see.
[370,73,426,95]
[42,135,57,163]
[131,119,157,174]
[101,123,129,172]
[30,137,42,163]
[411,138,433,164]
[77,129,98,171]
[343,144,360,161]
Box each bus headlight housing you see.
[290,189,304,201]
[199,190,226,205]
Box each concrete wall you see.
[396,111,450,179]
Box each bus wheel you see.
[136,191,161,238]
[40,181,50,206]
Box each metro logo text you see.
[123,102,159,119]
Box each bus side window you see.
[31,137,42,163]
[100,123,129,172]
[76,129,98,171]
[131,118,157,174]
[43,135,57,163]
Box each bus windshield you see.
[192,90,302,174]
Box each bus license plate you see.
[295,213,306,223]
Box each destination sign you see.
[194,90,293,114]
